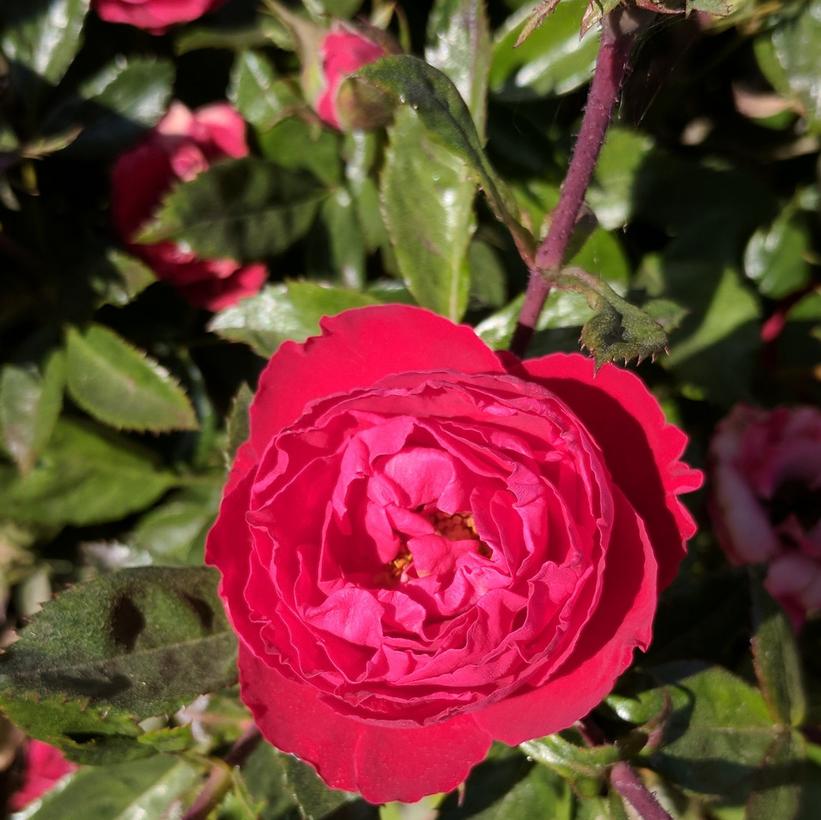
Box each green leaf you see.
[522,731,621,781]
[130,484,222,566]
[90,249,157,309]
[664,264,761,404]
[345,55,535,261]
[588,127,655,230]
[278,752,361,820]
[426,0,491,138]
[0,350,65,473]
[28,755,203,819]
[137,158,326,262]
[512,0,562,48]
[758,0,821,130]
[746,730,806,820]
[476,217,630,348]
[750,575,807,728]
[438,750,573,819]
[228,51,303,132]
[42,57,175,157]
[0,0,90,108]
[66,325,197,433]
[639,663,782,803]
[490,0,600,101]
[208,282,378,358]
[225,384,253,467]
[316,187,367,289]
[303,0,364,17]
[468,238,507,309]
[258,117,343,187]
[176,16,292,55]
[744,209,812,299]
[382,107,473,320]
[0,566,237,756]
[0,419,178,526]
[233,742,297,820]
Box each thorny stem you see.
[182,724,262,820]
[580,717,671,820]
[509,6,644,358]
[610,761,672,820]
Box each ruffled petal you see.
[247,306,503,460]
[514,353,702,589]
[239,645,493,804]
[473,487,658,744]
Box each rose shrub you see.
[111,102,267,311]
[9,741,76,812]
[94,0,226,34]
[207,305,702,803]
[315,26,387,129]
[710,404,821,624]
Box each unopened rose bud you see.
[315,26,391,130]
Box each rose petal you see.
[473,487,657,743]
[516,353,701,589]
[239,644,492,804]
[247,306,503,461]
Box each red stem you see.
[509,8,640,358]
[610,761,672,820]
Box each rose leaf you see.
[750,573,807,728]
[343,55,536,263]
[0,567,237,763]
[136,158,327,263]
[65,325,198,433]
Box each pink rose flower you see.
[9,741,76,811]
[710,404,821,624]
[111,102,266,311]
[206,305,701,803]
[316,27,387,129]
[94,0,226,34]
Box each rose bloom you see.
[207,306,701,803]
[316,27,387,129]
[9,741,76,811]
[94,0,226,34]
[111,102,266,311]
[710,404,821,624]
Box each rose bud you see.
[315,25,389,130]
[94,0,226,34]
[206,305,702,804]
[710,404,821,625]
[9,741,76,812]
[111,102,266,311]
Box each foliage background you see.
[0,0,819,817]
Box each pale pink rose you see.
[710,404,821,623]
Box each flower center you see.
[387,509,492,580]
[430,510,480,542]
